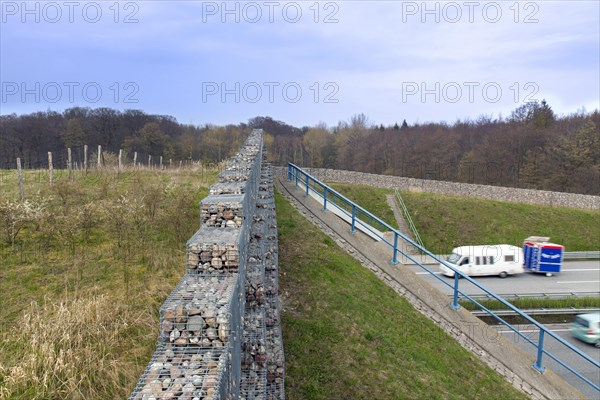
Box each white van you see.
[439,244,524,278]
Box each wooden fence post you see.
[67,147,72,179]
[118,149,123,173]
[97,145,102,169]
[48,152,53,187]
[17,157,24,201]
[148,155,151,169]
[84,145,88,173]
[133,152,137,169]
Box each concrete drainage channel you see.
[129,130,285,400]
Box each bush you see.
[0,199,46,244]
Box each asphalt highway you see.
[403,260,600,296]
[492,323,599,399]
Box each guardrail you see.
[287,163,600,395]
[564,251,600,260]
[394,189,425,249]
[461,292,600,301]
[471,308,600,317]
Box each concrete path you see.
[385,193,421,255]
[276,176,587,400]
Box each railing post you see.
[305,173,309,196]
[533,329,546,373]
[451,273,461,310]
[351,205,357,233]
[295,168,299,187]
[391,232,399,264]
[323,186,327,211]
[288,164,292,180]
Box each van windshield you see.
[446,253,462,264]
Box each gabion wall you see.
[130,130,285,400]
[274,167,600,210]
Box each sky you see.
[1,0,599,128]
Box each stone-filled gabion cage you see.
[130,129,285,400]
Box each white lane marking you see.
[556,281,600,284]
[562,269,600,272]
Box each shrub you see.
[0,199,46,244]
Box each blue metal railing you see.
[287,163,600,394]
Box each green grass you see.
[327,183,399,229]
[400,191,600,254]
[276,190,528,400]
[460,296,600,311]
[317,182,599,254]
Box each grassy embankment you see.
[276,190,528,399]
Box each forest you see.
[1,101,599,194]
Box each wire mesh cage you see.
[225,160,256,172]
[187,227,247,276]
[219,170,252,184]
[240,309,267,400]
[159,274,241,347]
[200,194,248,229]
[209,181,248,196]
[128,343,232,400]
[245,263,265,309]
[265,322,285,400]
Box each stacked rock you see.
[131,129,279,400]
[240,161,270,399]
[200,194,247,229]
[257,164,285,400]
[128,343,230,400]
[160,275,239,348]
[240,309,267,400]
[187,227,245,276]
[209,182,247,196]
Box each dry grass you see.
[0,167,217,399]
[0,295,156,399]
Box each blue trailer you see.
[523,236,564,276]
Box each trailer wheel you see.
[499,271,508,278]
[545,273,553,277]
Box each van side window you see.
[476,256,481,265]
[460,257,469,266]
[504,255,514,262]
[482,257,487,265]
[488,256,495,264]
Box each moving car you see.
[571,313,600,347]
[439,244,524,278]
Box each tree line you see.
[1,101,599,194]
[0,107,248,169]
[255,102,600,195]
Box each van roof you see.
[452,245,521,255]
